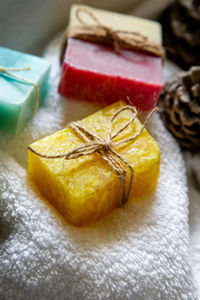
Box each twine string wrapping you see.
[75,7,122,54]
[64,7,165,58]
[0,66,39,113]
[28,105,158,206]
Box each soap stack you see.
[58,5,163,111]
[0,5,164,226]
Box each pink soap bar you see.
[58,38,163,111]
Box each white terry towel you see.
[0,40,198,300]
[186,152,200,298]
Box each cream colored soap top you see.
[69,4,162,44]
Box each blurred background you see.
[0,0,172,55]
[0,0,139,54]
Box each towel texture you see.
[0,40,198,300]
[186,152,200,298]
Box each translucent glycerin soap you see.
[28,102,160,227]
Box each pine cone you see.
[160,66,200,151]
[160,0,200,68]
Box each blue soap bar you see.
[0,47,50,135]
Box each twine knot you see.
[102,139,112,152]
[28,104,158,206]
[74,7,122,54]
[98,25,121,54]
[0,65,39,113]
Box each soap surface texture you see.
[58,5,163,111]
[0,47,50,135]
[28,102,160,227]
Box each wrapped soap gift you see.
[58,5,164,111]
[28,102,160,227]
[0,47,50,135]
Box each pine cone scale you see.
[191,84,200,98]
[180,0,200,22]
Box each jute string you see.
[0,66,39,113]
[60,7,165,63]
[28,105,157,206]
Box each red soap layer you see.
[58,38,163,111]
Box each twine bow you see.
[0,66,39,113]
[60,7,165,63]
[28,105,157,206]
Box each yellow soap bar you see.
[70,4,162,44]
[28,102,160,227]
